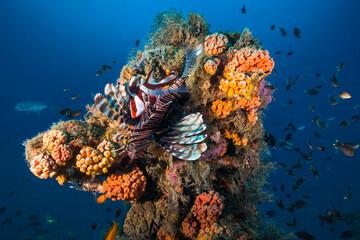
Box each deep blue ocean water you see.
[1,0,360,239]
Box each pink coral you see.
[29,154,57,179]
[204,33,228,55]
[43,130,67,150]
[51,144,73,165]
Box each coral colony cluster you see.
[24,10,289,239]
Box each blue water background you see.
[1,0,359,239]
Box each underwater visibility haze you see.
[1,0,360,239]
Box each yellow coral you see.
[204,59,218,75]
[224,129,248,146]
[76,140,117,175]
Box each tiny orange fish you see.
[105,221,119,240]
[96,195,107,204]
[339,92,351,99]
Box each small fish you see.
[296,177,306,185]
[339,92,351,99]
[338,120,350,127]
[317,120,327,129]
[334,140,358,157]
[318,214,335,224]
[9,190,16,196]
[302,195,310,199]
[265,85,278,91]
[287,52,293,55]
[71,94,79,100]
[113,59,116,64]
[136,40,140,47]
[63,88,69,91]
[291,161,303,170]
[280,184,285,191]
[241,5,246,13]
[337,62,345,71]
[287,205,295,213]
[315,73,323,77]
[310,166,320,179]
[313,116,319,122]
[331,74,340,88]
[45,215,59,224]
[284,123,296,132]
[276,200,285,210]
[340,230,354,239]
[280,140,294,151]
[293,28,301,39]
[300,153,312,161]
[286,194,291,198]
[290,200,307,209]
[270,24,275,30]
[317,145,326,151]
[266,210,277,217]
[104,221,119,240]
[286,80,292,90]
[91,222,98,230]
[286,100,294,104]
[279,27,287,37]
[285,170,296,176]
[305,87,321,96]
[1,218,12,227]
[264,132,276,148]
[278,163,287,168]
[327,210,344,221]
[308,141,313,149]
[115,209,122,218]
[344,191,351,200]
[285,133,292,141]
[328,95,337,105]
[96,70,103,76]
[275,51,281,55]
[314,131,321,139]
[96,195,107,204]
[293,147,301,152]
[0,206,8,215]
[69,110,83,118]
[274,68,277,76]
[295,74,301,81]
[102,65,112,71]
[286,217,297,227]
[309,104,315,112]
[14,211,22,217]
[350,114,360,121]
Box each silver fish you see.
[15,101,48,115]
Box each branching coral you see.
[102,167,146,203]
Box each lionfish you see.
[94,44,207,160]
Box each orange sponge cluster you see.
[224,129,248,146]
[224,47,274,76]
[182,216,199,238]
[204,33,228,55]
[76,140,117,175]
[204,58,220,75]
[191,191,224,229]
[29,154,58,179]
[219,74,251,98]
[43,130,67,151]
[102,167,146,203]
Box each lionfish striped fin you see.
[164,143,207,161]
[104,84,128,116]
[181,44,203,79]
[167,123,206,137]
[161,134,207,145]
[94,93,124,122]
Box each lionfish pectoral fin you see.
[159,113,207,161]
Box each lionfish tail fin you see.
[182,44,203,79]
[160,112,207,161]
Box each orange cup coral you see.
[102,167,146,203]
[204,59,218,75]
[204,33,228,55]
[43,130,67,151]
[29,154,58,179]
[51,144,73,165]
